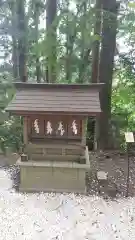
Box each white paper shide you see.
[46,121,53,134]
[57,121,65,136]
[34,119,39,134]
[71,120,78,135]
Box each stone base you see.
[16,155,90,194]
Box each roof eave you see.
[6,109,102,116]
[13,82,104,90]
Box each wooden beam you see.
[81,118,87,146]
[23,116,28,145]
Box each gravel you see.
[0,168,134,239]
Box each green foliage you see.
[107,0,135,147]
[112,61,135,146]
[27,0,96,82]
[0,0,135,151]
[0,117,23,153]
[0,76,23,153]
[128,2,135,9]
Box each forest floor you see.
[87,150,135,198]
[0,152,135,239]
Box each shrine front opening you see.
[24,114,87,162]
[29,115,82,142]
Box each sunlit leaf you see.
[128,2,135,8]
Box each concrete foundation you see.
[16,147,90,193]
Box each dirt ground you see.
[87,150,135,198]
[0,151,135,199]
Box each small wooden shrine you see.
[6,82,102,193]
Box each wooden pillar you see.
[23,116,28,145]
[94,117,98,150]
[81,118,87,146]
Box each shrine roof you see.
[6,82,103,116]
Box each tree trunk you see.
[34,1,41,83]
[78,1,87,82]
[17,0,27,82]
[91,0,102,83]
[46,0,57,83]
[87,0,102,150]
[9,0,19,80]
[98,0,119,149]
[12,36,19,81]
[65,0,70,82]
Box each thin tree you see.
[91,0,102,83]
[34,0,41,83]
[90,0,102,150]
[46,0,57,83]
[65,0,70,82]
[17,0,27,82]
[9,0,19,81]
[78,0,87,82]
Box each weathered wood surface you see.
[6,83,102,115]
[23,116,28,145]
